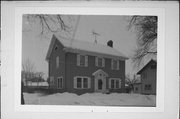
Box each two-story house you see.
[45,34,128,95]
[137,59,157,95]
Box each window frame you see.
[95,57,105,67]
[109,78,121,89]
[77,54,88,67]
[144,84,151,90]
[56,56,59,68]
[57,76,63,89]
[111,59,119,70]
[74,76,91,89]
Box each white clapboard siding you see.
[85,55,88,67]
[73,77,77,89]
[77,54,80,66]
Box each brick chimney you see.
[107,40,113,48]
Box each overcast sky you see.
[22,15,138,79]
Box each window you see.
[109,78,121,89]
[57,77,63,89]
[135,87,138,91]
[145,84,151,90]
[74,76,91,89]
[111,59,119,70]
[54,45,58,51]
[151,64,156,69]
[111,80,115,89]
[56,56,59,68]
[77,54,88,67]
[95,57,105,67]
[83,78,88,88]
[77,78,82,88]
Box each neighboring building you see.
[45,34,128,94]
[133,83,142,94]
[137,59,157,95]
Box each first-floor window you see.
[145,84,151,90]
[111,80,115,89]
[77,77,82,88]
[83,78,88,88]
[109,78,121,89]
[74,76,91,89]
[57,77,63,89]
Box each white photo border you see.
[14,5,165,113]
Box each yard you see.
[24,92,156,106]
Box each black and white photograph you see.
[21,14,157,106]
[1,1,179,119]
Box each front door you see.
[95,77,106,93]
[93,69,108,93]
[98,79,103,91]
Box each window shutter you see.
[77,54,80,66]
[56,56,59,68]
[73,77,77,89]
[119,79,121,88]
[111,59,113,70]
[95,57,98,66]
[85,56,88,67]
[102,58,105,67]
[61,77,63,88]
[88,78,91,88]
[117,60,119,70]
[109,78,111,89]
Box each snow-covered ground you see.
[24,92,156,106]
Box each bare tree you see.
[22,59,36,86]
[23,14,72,36]
[35,72,45,87]
[128,16,157,67]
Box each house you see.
[137,59,157,95]
[45,34,128,95]
[133,82,142,94]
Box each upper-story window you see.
[111,59,119,70]
[56,56,59,68]
[54,45,58,51]
[151,64,156,69]
[77,54,88,67]
[95,57,105,67]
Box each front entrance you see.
[98,79,103,90]
[92,69,108,93]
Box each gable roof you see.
[137,59,157,74]
[46,34,128,61]
[92,69,108,77]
